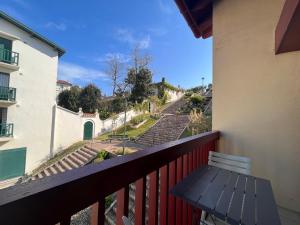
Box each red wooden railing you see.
[0,131,220,225]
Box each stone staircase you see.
[31,145,99,181]
[135,97,190,147]
[136,114,190,147]
[162,97,188,114]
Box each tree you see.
[128,68,153,103]
[126,46,151,94]
[126,47,153,103]
[57,86,81,112]
[79,84,101,113]
[106,55,123,96]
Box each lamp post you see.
[201,77,205,94]
[122,96,128,155]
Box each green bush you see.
[99,109,111,120]
[94,150,109,163]
[190,95,204,105]
[130,114,147,126]
[150,113,160,120]
[185,92,192,97]
[161,92,170,105]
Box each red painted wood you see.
[182,154,188,224]
[187,152,193,225]
[193,150,197,170]
[168,160,176,225]
[90,200,105,225]
[148,170,159,225]
[159,165,169,225]
[188,152,193,174]
[176,157,183,225]
[0,131,220,225]
[116,187,129,225]
[135,177,146,225]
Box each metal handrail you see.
[0,123,14,137]
[0,48,19,66]
[0,86,16,101]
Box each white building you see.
[0,11,65,183]
[56,79,72,98]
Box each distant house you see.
[56,80,72,98]
[151,77,184,103]
[0,11,65,184]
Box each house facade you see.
[56,79,72,98]
[176,0,300,213]
[0,11,65,183]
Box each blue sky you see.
[0,0,212,95]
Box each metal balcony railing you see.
[0,123,14,137]
[0,48,19,66]
[0,86,16,102]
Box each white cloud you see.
[45,22,67,31]
[95,53,130,64]
[157,0,174,14]
[115,28,151,49]
[58,62,108,83]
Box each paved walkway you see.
[89,140,145,154]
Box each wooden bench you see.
[107,134,129,143]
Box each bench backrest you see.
[208,151,251,175]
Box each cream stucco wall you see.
[0,19,58,173]
[212,0,300,212]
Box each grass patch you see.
[97,115,158,141]
[31,141,87,175]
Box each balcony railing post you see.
[176,157,183,225]
[159,164,169,225]
[148,170,159,225]
[91,198,105,225]
[116,187,129,225]
[135,176,146,225]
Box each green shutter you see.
[0,147,26,180]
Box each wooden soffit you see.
[275,0,300,54]
[174,0,213,39]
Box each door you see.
[0,37,12,63]
[0,73,9,100]
[83,121,93,140]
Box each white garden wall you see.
[53,106,141,154]
[165,90,184,102]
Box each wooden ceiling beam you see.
[275,0,300,54]
[191,0,213,12]
[197,17,212,33]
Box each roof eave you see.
[0,11,66,56]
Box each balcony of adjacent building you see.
[0,122,13,142]
[0,86,16,106]
[0,47,19,71]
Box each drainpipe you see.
[49,104,57,158]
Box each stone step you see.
[69,153,85,166]
[64,157,79,168]
[73,151,90,163]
